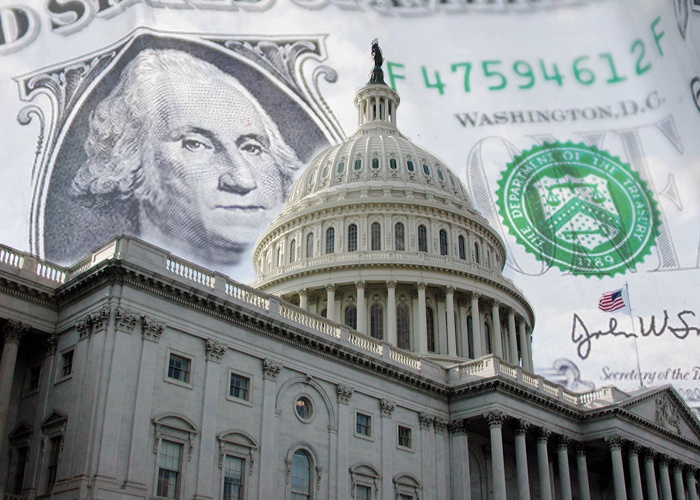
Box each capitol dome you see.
[253,43,534,366]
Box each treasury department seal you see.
[496,142,660,277]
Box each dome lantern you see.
[354,39,400,129]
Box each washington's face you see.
[141,72,284,254]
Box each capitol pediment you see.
[619,387,700,442]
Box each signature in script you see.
[571,310,700,360]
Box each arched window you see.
[290,450,312,500]
[326,228,335,254]
[458,236,466,260]
[276,247,283,267]
[306,233,314,259]
[426,308,436,353]
[439,229,448,256]
[348,224,358,252]
[345,306,357,330]
[418,225,428,252]
[290,240,297,263]
[371,222,381,251]
[474,242,480,263]
[395,222,405,251]
[370,304,383,340]
[397,303,410,350]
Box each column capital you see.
[449,418,469,435]
[141,315,165,342]
[575,442,587,456]
[3,319,29,344]
[658,453,671,467]
[336,384,354,404]
[419,412,433,429]
[379,398,396,418]
[470,292,480,300]
[417,282,427,291]
[298,288,308,297]
[627,441,642,455]
[672,459,685,473]
[604,435,624,451]
[205,338,227,363]
[115,307,138,332]
[445,286,455,295]
[262,358,282,380]
[684,465,698,477]
[557,435,572,449]
[643,448,656,461]
[326,284,336,293]
[433,416,449,433]
[385,280,396,289]
[514,419,530,436]
[492,299,501,309]
[484,410,506,428]
[537,427,552,443]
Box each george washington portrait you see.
[39,34,331,268]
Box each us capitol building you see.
[1,46,699,500]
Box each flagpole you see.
[626,282,644,388]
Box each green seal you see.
[495,142,660,277]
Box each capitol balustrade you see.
[0,237,425,374]
[450,354,620,408]
[252,248,521,290]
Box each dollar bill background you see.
[1,0,699,413]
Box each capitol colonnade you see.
[291,280,534,368]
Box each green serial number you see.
[386,16,665,95]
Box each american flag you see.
[598,289,627,312]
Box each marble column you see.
[356,282,367,334]
[380,399,396,496]
[672,461,686,500]
[491,301,503,358]
[417,283,427,354]
[557,436,572,500]
[450,419,471,500]
[299,289,308,310]
[685,466,698,500]
[326,284,336,322]
[470,293,482,358]
[258,359,282,498]
[606,436,627,500]
[536,428,552,500]
[514,420,531,500]
[526,327,534,371]
[446,287,457,356]
[627,442,643,500]
[386,281,396,344]
[643,450,659,500]
[576,443,591,500]
[508,311,518,365]
[485,410,507,499]
[518,320,529,370]
[658,454,672,500]
[0,320,28,448]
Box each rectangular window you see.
[398,425,412,449]
[60,350,74,378]
[45,436,61,493]
[157,440,182,499]
[168,353,191,384]
[356,484,372,500]
[356,412,372,437]
[223,455,245,500]
[229,373,250,401]
[13,446,28,494]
